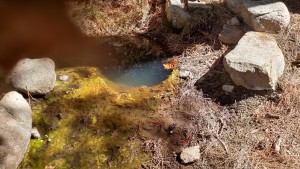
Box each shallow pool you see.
[102,60,172,87]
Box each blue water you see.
[102,60,172,87]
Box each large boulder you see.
[165,0,191,29]
[10,58,56,95]
[225,0,290,33]
[0,91,32,169]
[223,31,285,90]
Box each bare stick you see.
[216,135,229,154]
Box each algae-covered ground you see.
[19,67,177,169]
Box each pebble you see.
[222,85,234,93]
[227,17,240,26]
[179,70,193,79]
[273,137,283,153]
[31,127,41,139]
[58,74,69,81]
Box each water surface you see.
[102,60,172,87]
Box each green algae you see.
[20,66,178,169]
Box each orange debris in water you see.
[163,59,177,70]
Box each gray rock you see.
[224,31,285,90]
[222,85,234,93]
[225,0,290,33]
[219,24,244,44]
[179,70,193,79]
[226,17,240,26]
[226,0,243,12]
[180,145,200,164]
[31,127,41,139]
[165,0,191,29]
[11,58,56,95]
[0,91,32,169]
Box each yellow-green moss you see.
[20,66,178,169]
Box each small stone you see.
[227,17,240,26]
[165,0,191,29]
[222,85,234,93]
[219,24,244,44]
[58,74,69,81]
[273,137,283,153]
[31,127,41,139]
[180,145,200,164]
[179,70,193,79]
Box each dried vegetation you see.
[69,0,147,36]
[135,0,300,168]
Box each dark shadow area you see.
[194,56,281,106]
[137,0,231,56]
[292,61,300,68]
[50,36,168,69]
[282,0,300,14]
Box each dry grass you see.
[276,12,300,86]
[169,63,300,169]
[142,139,174,169]
[276,14,300,63]
[69,0,147,36]
[157,1,300,168]
[223,83,300,169]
